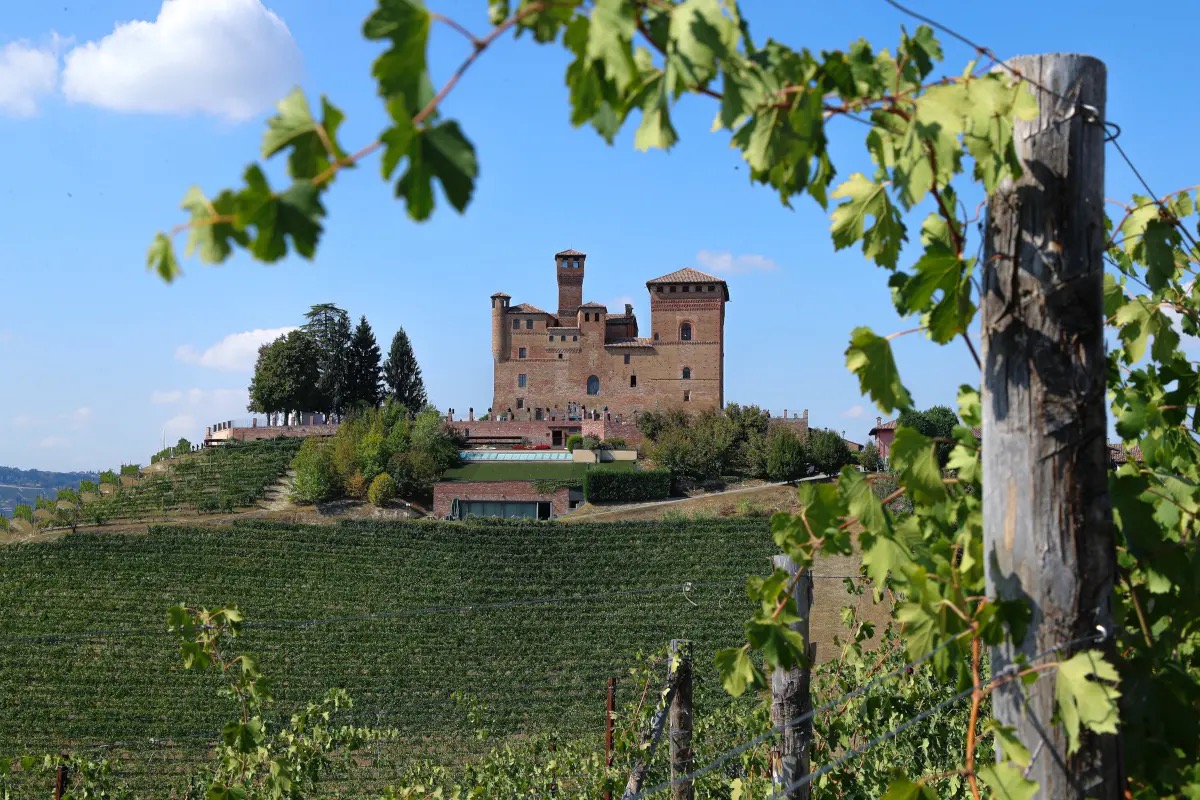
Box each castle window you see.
[573,258,580,268]
[516,398,524,409]
[512,319,520,330]
[653,332,659,341]
[656,286,663,293]
[584,313,590,321]
[558,353,563,359]
[561,335,567,342]
[535,408,544,420]
[669,286,677,293]
[549,334,554,342]
[630,375,637,388]
[518,347,527,359]
[683,285,690,292]
[680,323,692,341]
[586,375,600,396]
[518,374,527,388]
[707,284,715,291]
[684,390,691,402]
[526,319,534,330]
[682,367,691,380]
[573,335,578,341]
[623,354,630,365]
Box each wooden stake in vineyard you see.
[668,639,694,800]
[769,555,813,800]
[981,52,1123,795]
[605,677,616,800]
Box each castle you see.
[490,249,729,422]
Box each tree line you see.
[247,303,428,423]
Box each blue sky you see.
[1,0,1197,472]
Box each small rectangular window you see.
[630,375,637,388]
[518,347,527,359]
[707,284,715,291]
[669,286,677,293]
[558,353,563,359]
[653,332,659,341]
[518,374,527,388]
[535,408,543,420]
[561,335,567,341]
[516,398,524,409]
[512,319,520,330]
[573,335,578,341]
[683,285,690,292]
[525,319,533,330]
[683,390,691,402]
[623,354,630,365]
[549,334,554,342]
[656,286,664,293]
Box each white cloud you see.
[163,413,197,441]
[39,436,69,449]
[61,0,303,121]
[695,250,779,275]
[152,387,252,442]
[842,404,867,419]
[175,326,296,372]
[150,389,183,404]
[0,37,60,117]
[64,406,92,424]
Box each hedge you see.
[583,468,672,502]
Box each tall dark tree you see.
[247,330,322,422]
[345,315,384,410]
[302,303,352,419]
[898,405,959,466]
[383,326,428,414]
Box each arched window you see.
[586,375,600,395]
[680,322,693,341]
[682,367,691,380]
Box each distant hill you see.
[0,466,99,517]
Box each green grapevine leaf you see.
[587,0,638,92]
[889,427,946,504]
[880,776,938,800]
[715,645,764,697]
[1055,650,1121,754]
[830,173,906,268]
[147,232,181,282]
[180,186,247,265]
[263,89,349,181]
[978,762,1038,800]
[364,0,432,115]
[845,326,913,413]
[394,121,479,219]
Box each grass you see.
[441,460,634,482]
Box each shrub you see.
[566,434,583,452]
[766,427,808,482]
[345,470,370,500]
[858,442,883,472]
[290,439,340,504]
[600,438,626,450]
[808,428,853,477]
[368,473,398,506]
[584,468,672,502]
[580,435,601,450]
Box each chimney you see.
[625,303,633,316]
[784,408,788,420]
[469,407,475,422]
[876,416,882,428]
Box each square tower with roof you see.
[488,249,729,421]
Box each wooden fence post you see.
[54,760,68,800]
[669,639,694,800]
[605,677,615,800]
[770,555,813,800]
[981,53,1122,796]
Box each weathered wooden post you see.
[53,760,68,800]
[668,639,694,800]
[982,53,1122,796]
[605,677,616,800]
[769,555,813,800]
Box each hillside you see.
[0,518,816,796]
[0,466,98,518]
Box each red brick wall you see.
[432,481,572,519]
[213,424,340,443]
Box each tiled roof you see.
[510,303,549,314]
[579,301,607,308]
[605,337,656,348]
[556,248,586,257]
[606,314,635,322]
[546,326,581,332]
[1108,443,1144,464]
[645,268,726,284]
[491,291,511,298]
[869,418,898,435]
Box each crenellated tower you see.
[490,292,511,363]
[556,249,586,321]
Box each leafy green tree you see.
[858,441,883,472]
[723,403,770,440]
[367,473,398,507]
[898,405,959,466]
[383,326,428,414]
[345,315,384,411]
[765,426,808,483]
[807,428,853,477]
[247,330,322,422]
[290,438,340,504]
[303,303,352,420]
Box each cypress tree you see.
[383,327,428,414]
[302,303,352,419]
[345,315,384,410]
